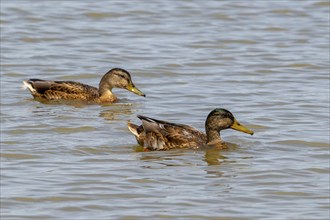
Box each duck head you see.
[99,68,145,97]
[205,108,254,144]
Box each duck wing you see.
[24,79,99,101]
[137,115,206,150]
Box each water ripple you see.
[1,0,329,219]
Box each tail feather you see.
[22,79,54,95]
[22,80,35,93]
[137,115,154,122]
[127,122,140,137]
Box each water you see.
[1,0,329,219]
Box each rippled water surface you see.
[1,1,329,219]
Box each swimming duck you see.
[23,68,145,103]
[128,108,254,151]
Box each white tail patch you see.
[21,81,35,93]
[127,123,139,137]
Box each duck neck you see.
[99,78,114,94]
[98,84,116,103]
[205,128,222,145]
[99,86,113,96]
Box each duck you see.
[22,68,145,103]
[127,108,254,151]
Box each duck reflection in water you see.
[133,143,242,166]
[204,147,228,166]
[99,103,136,121]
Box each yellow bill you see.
[126,83,146,97]
[230,119,254,135]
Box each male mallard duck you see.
[127,108,254,151]
[23,68,145,103]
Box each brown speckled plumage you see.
[128,108,254,151]
[23,68,145,104]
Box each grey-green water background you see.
[1,1,329,219]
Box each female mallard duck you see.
[128,108,254,151]
[23,68,145,103]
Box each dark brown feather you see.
[128,109,253,151]
[136,115,206,150]
[23,68,145,104]
[26,80,99,101]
